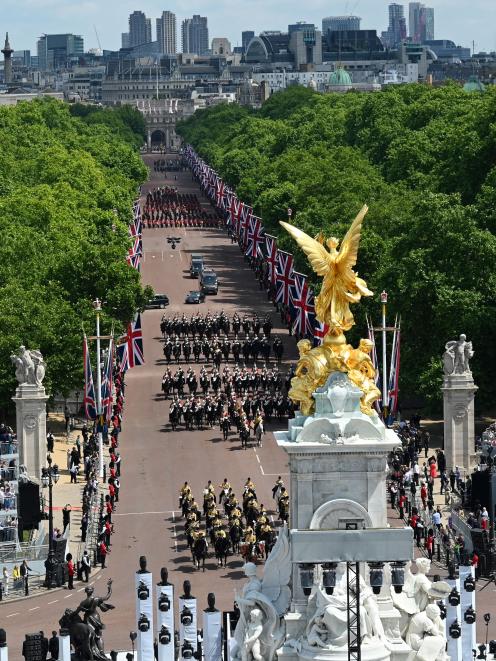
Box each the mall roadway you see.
[0,155,295,655]
[1,154,494,655]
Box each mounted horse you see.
[192,534,208,571]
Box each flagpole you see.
[93,298,104,479]
[380,291,388,422]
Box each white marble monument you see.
[228,372,451,661]
[442,334,477,472]
[11,345,48,480]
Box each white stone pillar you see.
[202,609,222,661]
[135,570,154,661]
[179,596,197,659]
[147,129,152,151]
[58,633,71,661]
[156,583,174,661]
[442,373,477,472]
[12,383,48,480]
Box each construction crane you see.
[93,24,102,51]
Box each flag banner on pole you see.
[275,250,295,306]
[83,334,97,420]
[116,341,129,374]
[130,200,142,237]
[265,235,278,286]
[101,337,114,422]
[215,178,225,208]
[227,194,239,229]
[126,235,142,269]
[291,272,315,337]
[313,319,329,346]
[387,317,401,416]
[239,204,252,248]
[119,313,145,368]
[245,216,264,259]
[366,314,382,413]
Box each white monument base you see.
[12,383,48,480]
[442,373,477,472]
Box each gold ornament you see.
[282,206,380,417]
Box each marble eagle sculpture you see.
[280,205,373,336]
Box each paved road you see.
[2,154,494,656]
[0,155,295,655]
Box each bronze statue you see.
[280,205,372,340]
[61,579,115,660]
[281,207,381,416]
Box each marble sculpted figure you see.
[442,333,474,376]
[231,524,291,661]
[11,345,46,386]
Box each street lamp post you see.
[41,454,60,589]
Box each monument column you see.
[1,33,13,86]
[442,334,477,472]
[11,346,48,480]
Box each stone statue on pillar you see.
[11,345,49,480]
[442,334,478,472]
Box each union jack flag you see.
[130,200,142,237]
[245,216,264,258]
[227,194,239,228]
[101,338,114,421]
[116,342,129,374]
[291,272,315,337]
[215,178,225,207]
[265,235,278,286]
[239,204,253,248]
[388,317,401,416]
[118,313,144,369]
[275,250,295,306]
[83,335,97,420]
[313,319,330,346]
[126,235,142,269]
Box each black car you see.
[199,270,218,295]
[145,294,170,309]
[185,291,205,304]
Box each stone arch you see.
[151,129,166,146]
[309,498,372,530]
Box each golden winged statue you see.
[280,204,373,342]
[280,206,380,417]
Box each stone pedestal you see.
[442,373,477,472]
[12,383,49,480]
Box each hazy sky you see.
[2,0,495,54]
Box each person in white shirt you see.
[2,566,9,596]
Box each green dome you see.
[463,75,485,93]
[329,68,352,86]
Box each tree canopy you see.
[177,86,496,411]
[0,99,150,413]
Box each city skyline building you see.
[37,33,84,71]
[242,30,255,54]
[121,32,130,49]
[322,15,362,33]
[181,15,209,55]
[409,2,434,42]
[156,11,177,55]
[381,3,407,48]
[128,11,152,48]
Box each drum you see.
[240,542,249,559]
[257,541,266,557]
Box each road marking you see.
[48,600,59,605]
[29,607,40,611]
[64,594,73,599]
[113,510,179,516]
[78,587,86,592]
[6,613,19,618]
[173,524,177,553]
